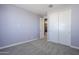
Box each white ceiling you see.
[15,4,63,17]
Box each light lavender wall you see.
[71,5,79,47]
[0,5,40,47]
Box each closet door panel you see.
[59,9,71,46]
[48,12,58,43]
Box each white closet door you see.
[59,9,71,46]
[48,12,58,43]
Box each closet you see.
[48,9,71,46]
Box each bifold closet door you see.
[59,9,71,46]
[48,12,58,43]
[48,9,71,46]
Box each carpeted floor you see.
[0,37,79,55]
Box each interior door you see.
[59,9,71,46]
[40,18,44,39]
[48,12,58,43]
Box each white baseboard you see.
[48,40,79,50]
[70,45,79,50]
[0,38,38,50]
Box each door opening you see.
[40,18,48,40]
[44,18,48,39]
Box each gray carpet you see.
[0,37,79,55]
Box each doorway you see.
[44,18,48,39]
[40,18,48,40]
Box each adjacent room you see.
[0,4,79,55]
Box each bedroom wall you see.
[0,5,40,47]
[71,5,79,47]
